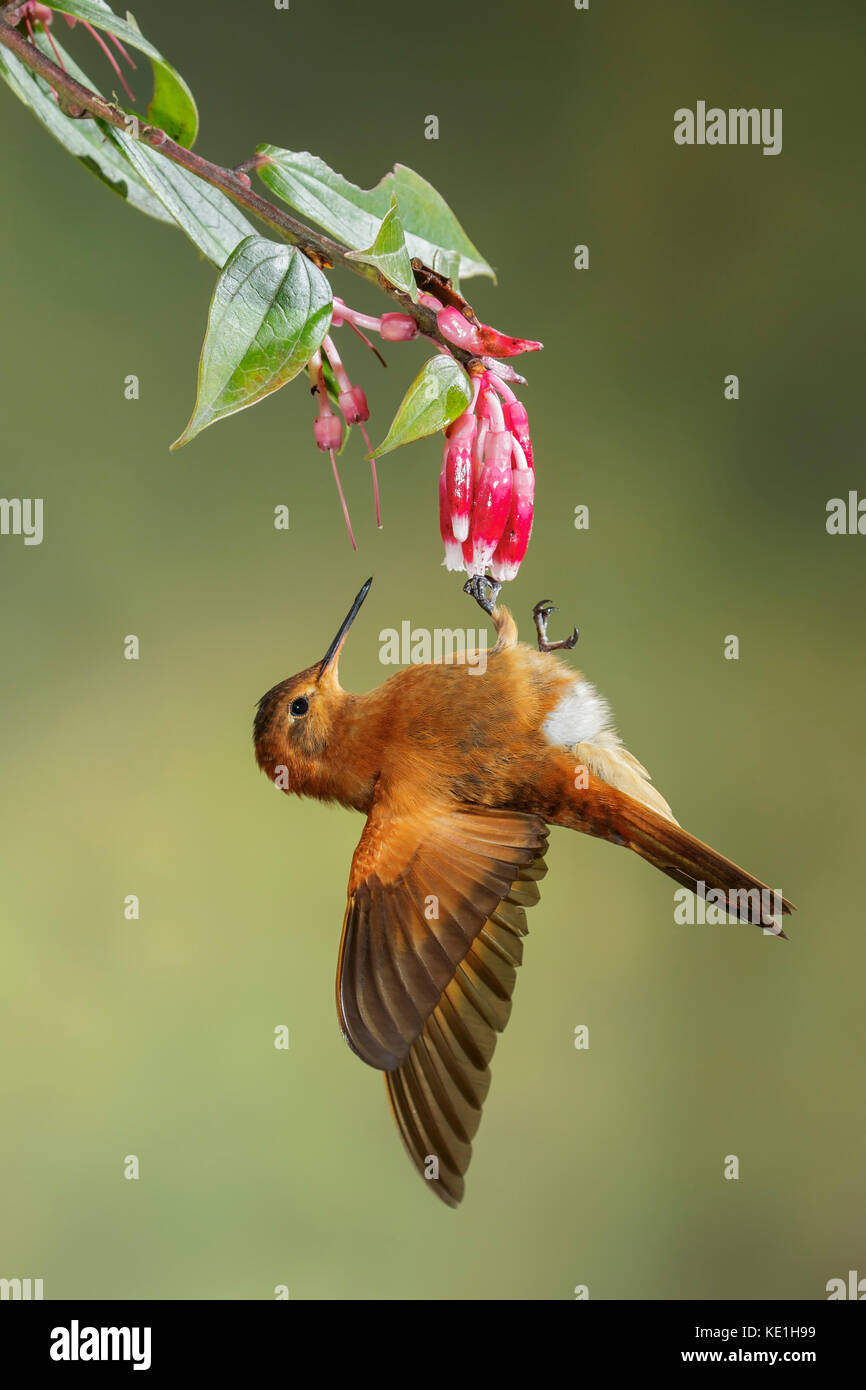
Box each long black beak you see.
[318,577,373,676]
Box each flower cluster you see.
[438,369,535,583]
[310,291,539,577]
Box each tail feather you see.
[567,774,794,933]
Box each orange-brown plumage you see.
[254,579,793,1206]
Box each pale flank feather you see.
[543,677,679,824]
[574,735,678,824]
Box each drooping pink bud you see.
[379,312,419,341]
[313,414,342,452]
[504,399,534,469]
[436,306,485,354]
[419,292,443,312]
[307,352,357,546]
[468,431,513,573]
[338,385,369,424]
[490,468,535,582]
[319,338,379,522]
[444,413,477,542]
[439,462,464,572]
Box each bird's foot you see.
[533,600,579,652]
[463,574,502,617]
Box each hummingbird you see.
[253,576,793,1207]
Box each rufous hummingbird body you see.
[254,577,793,1207]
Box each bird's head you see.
[253,578,372,796]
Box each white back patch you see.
[542,679,612,748]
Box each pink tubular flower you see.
[436,306,485,354]
[490,467,534,582]
[503,400,534,470]
[464,428,513,576]
[437,368,535,582]
[443,412,477,542]
[439,454,464,572]
[436,305,542,359]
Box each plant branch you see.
[0,13,477,365]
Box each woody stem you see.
[0,12,476,365]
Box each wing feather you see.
[335,796,548,1202]
[336,800,547,1070]
[385,852,547,1206]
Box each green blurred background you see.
[1,0,863,1300]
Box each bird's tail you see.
[557,764,794,933]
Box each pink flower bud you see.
[419,292,443,312]
[313,415,342,452]
[436,306,485,354]
[338,385,369,424]
[379,312,419,342]
[504,399,534,469]
[490,469,535,582]
[469,431,513,572]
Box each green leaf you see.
[172,236,333,449]
[0,38,173,223]
[256,148,494,283]
[51,0,198,146]
[110,128,256,266]
[0,18,248,259]
[345,197,418,301]
[372,356,472,459]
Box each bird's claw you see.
[463,574,502,617]
[533,599,579,652]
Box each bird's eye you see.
[290,696,309,718]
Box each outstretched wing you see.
[336,797,549,1204]
[385,849,547,1206]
